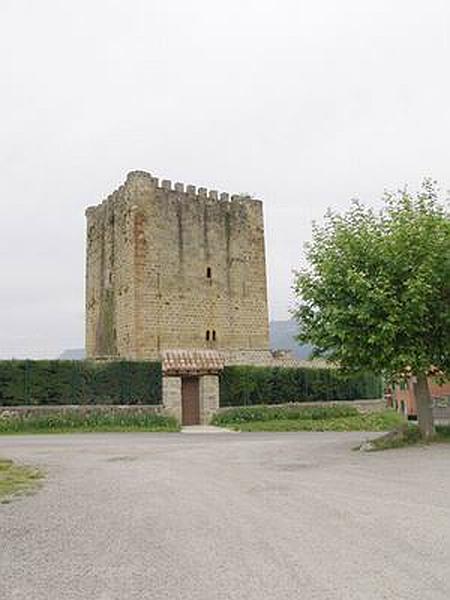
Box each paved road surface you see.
[1,432,449,600]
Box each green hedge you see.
[0,361,162,406]
[219,365,382,407]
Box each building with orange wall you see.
[390,378,450,420]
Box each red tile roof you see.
[162,349,225,374]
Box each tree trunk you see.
[413,372,435,440]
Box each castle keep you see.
[85,171,270,371]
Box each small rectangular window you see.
[212,330,216,341]
[206,330,210,341]
[206,267,212,279]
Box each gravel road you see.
[1,431,449,600]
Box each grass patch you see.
[435,425,450,442]
[0,412,180,434]
[212,405,404,432]
[0,458,43,503]
[364,424,450,451]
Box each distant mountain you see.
[269,319,313,359]
[60,320,311,361]
[59,348,86,360]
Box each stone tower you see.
[85,171,270,362]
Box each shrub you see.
[0,411,178,434]
[0,361,162,406]
[219,365,382,407]
[212,406,404,432]
[213,404,359,425]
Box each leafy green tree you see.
[293,180,450,439]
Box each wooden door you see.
[181,377,200,425]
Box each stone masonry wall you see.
[162,376,182,422]
[86,171,270,360]
[86,185,137,358]
[199,375,220,425]
[0,405,165,421]
[216,399,387,414]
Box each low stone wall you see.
[217,399,386,414]
[0,399,386,424]
[0,404,164,420]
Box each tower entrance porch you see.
[162,350,223,425]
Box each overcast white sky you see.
[1,0,450,358]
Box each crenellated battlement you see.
[121,170,259,204]
[87,170,260,217]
